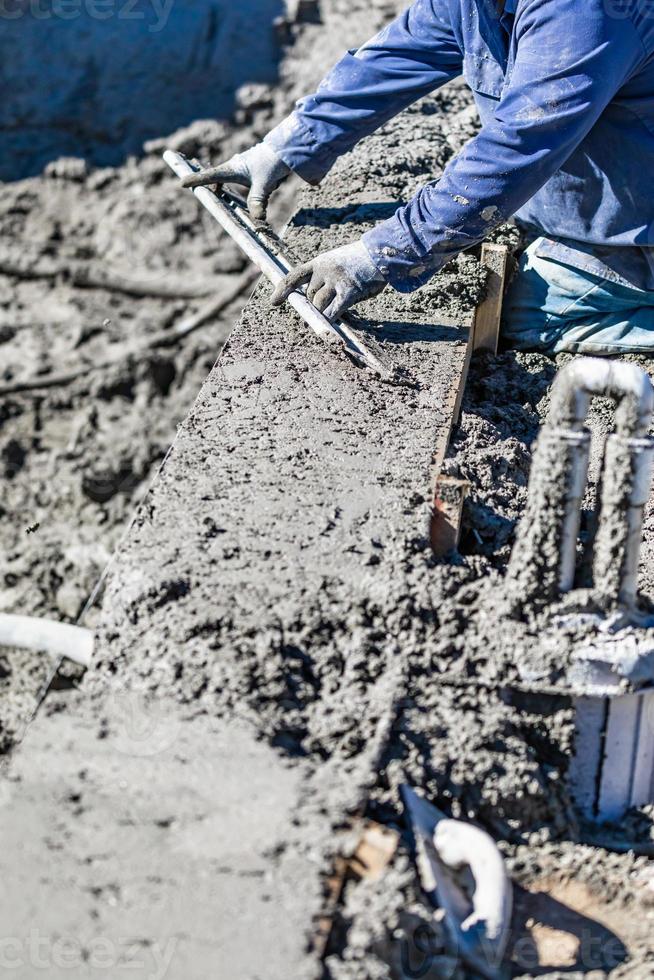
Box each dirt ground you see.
[2,2,654,978]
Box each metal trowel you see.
[164,150,392,377]
[401,785,513,980]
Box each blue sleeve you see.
[362,0,646,292]
[265,0,462,185]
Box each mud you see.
[0,0,284,179]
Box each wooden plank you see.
[451,326,474,431]
[449,244,509,434]
[313,820,399,957]
[431,476,470,557]
[431,244,511,556]
[350,821,400,881]
[473,243,509,354]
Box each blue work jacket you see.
[266,0,654,292]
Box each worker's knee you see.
[500,240,573,351]
[501,239,654,355]
[551,309,654,355]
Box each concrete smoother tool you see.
[401,785,513,980]
[164,150,391,376]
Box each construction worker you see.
[184,0,654,355]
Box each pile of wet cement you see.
[322,352,654,980]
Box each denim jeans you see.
[501,238,654,355]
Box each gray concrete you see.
[0,690,318,979]
[0,104,477,978]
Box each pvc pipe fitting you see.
[507,358,654,611]
[0,614,93,668]
[548,358,654,437]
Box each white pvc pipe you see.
[434,820,513,946]
[550,358,654,435]
[594,434,654,608]
[551,429,591,593]
[0,614,93,668]
[401,786,512,979]
[619,438,654,604]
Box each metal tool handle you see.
[165,150,334,342]
[164,150,391,375]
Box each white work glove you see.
[271,241,387,322]
[180,142,291,222]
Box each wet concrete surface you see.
[0,0,404,756]
[0,690,320,979]
[0,93,485,978]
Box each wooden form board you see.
[474,243,510,355]
[431,243,509,556]
[430,475,471,556]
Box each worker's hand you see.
[270,241,386,321]
[180,143,291,222]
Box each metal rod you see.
[164,150,390,375]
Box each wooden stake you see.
[430,476,470,557]
[313,820,399,958]
[473,243,509,354]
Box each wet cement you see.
[0,688,322,979]
[0,0,405,756]
[0,84,490,978]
